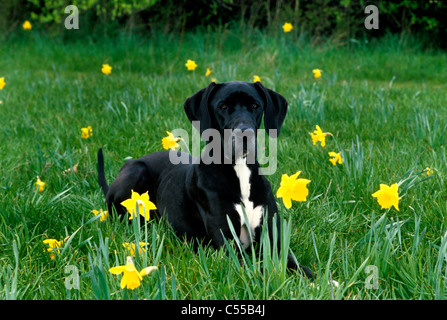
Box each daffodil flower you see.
[43,239,63,259]
[425,167,432,176]
[0,77,5,90]
[23,21,32,30]
[253,75,261,83]
[312,69,322,78]
[109,256,157,290]
[92,209,108,222]
[123,242,149,257]
[81,126,93,139]
[328,152,343,166]
[276,171,311,209]
[372,183,400,211]
[162,131,183,150]
[101,64,112,75]
[205,68,212,77]
[310,125,332,147]
[185,59,198,71]
[282,22,293,33]
[120,190,157,220]
[35,176,45,192]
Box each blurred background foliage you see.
[0,0,446,48]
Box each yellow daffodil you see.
[282,22,293,33]
[23,21,32,30]
[92,209,108,222]
[35,176,45,192]
[425,167,432,176]
[0,77,5,90]
[43,239,63,259]
[312,69,322,79]
[372,183,400,211]
[109,256,157,290]
[205,68,212,76]
[185,59,198,71]
[276,171,311,209]
[328,152,343,166]
[81,126,93,139]
[101,64,112,75]
[310,125,332,147]
[123,242,149,257]
[162,131,183,150]
[211,77,218,83]
[253,75,261,83]
[120,190,156,220]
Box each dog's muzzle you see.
[224,125,256,164]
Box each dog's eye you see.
[252,104,259,109]
[220,105,227,110]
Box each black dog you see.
[97,81,313,279]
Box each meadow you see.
[0,29,446,300]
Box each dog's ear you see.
[184,82,218,135]
[254,82,288,137]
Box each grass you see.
[0,29,446,300]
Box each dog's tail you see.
[97,148,109,197]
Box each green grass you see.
[0,29,446,300]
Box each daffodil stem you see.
[124,289,129,300]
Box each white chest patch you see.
[233,158,264,249]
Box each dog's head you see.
[184,81,287,163]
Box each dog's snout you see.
[234,126,254,136]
